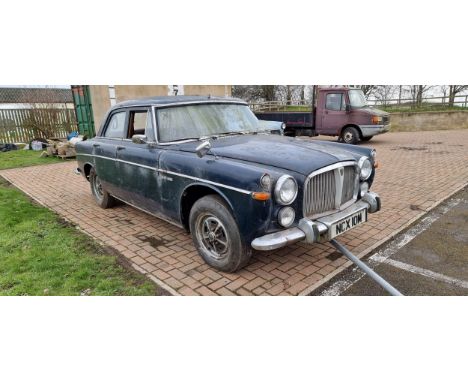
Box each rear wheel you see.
[189,195,251,272]
[341,126,360,144]
[89,168,115,208]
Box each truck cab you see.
[253,87,390,144]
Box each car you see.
[75,96,381,272]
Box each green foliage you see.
[0,150,61,170]
[0,178,158,296]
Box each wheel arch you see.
[180,183,236,231]
[83,162,94,180]
[340,124,362,138]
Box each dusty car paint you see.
[76,96,377,247]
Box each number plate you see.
[330,208,367,239]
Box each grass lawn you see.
[0,149,62,170]
[0,177,161,296]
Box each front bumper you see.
[251,192,381,251]
[360,124,390,137]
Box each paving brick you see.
[2,130,467,295]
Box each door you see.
[319,92,348,135]
[93,110,128,197]
[115,108,163,212]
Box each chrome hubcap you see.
[196,214,229,260]
[344,132,353,142]
[93,175,104,199]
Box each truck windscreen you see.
[348,90,368,108]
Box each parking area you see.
[1,129,467,295]
[315,187,468,295]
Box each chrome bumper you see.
[360,124,390,137]
[251,192,381,251]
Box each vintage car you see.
[75,96,381,272]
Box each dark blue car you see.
[76,96,381,272]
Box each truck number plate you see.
[331,209,367,239]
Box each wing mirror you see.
[195,140,211,158]
[132,134,147,144]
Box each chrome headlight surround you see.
[358,156,372,180]
[274,175,298,205]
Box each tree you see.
[448,85,468,107]
[372,86,397,106]
[355,85,376,97]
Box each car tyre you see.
[341,126,360,144]
[189,195,251,272]
[89,167,116,209]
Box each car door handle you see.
[93,143,100,148]
[325,111,329,114]
[116,146,125,150]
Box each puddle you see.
[135,234,173,249]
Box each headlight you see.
[371,116,383,124]
[358,157,372,180]
[278,207,295,227]
[260,174,271,190]
[274,175,298,205]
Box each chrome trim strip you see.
[76,153,252,195]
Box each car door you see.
[320,92,348,135]
[115,107,163,212]
[93,110,128,197]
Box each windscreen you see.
[157,103,260,142]
[348,90,368,108]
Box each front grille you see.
[303,162,358,218]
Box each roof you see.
[0,87,73,104]
[113,95,247,109]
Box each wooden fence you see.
[0,108,78,144]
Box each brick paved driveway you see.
[1,129,467,295]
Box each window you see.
[157,104,259,142]
[104,112,126,138]
[325,93,346,111]
[128,110,153,140]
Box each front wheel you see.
[189,195,251,272]
[341,126,360,144]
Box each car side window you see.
[128,110,154,141]
[104,112,127,138]
[326,93,345,111]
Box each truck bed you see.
[254,111,314,128]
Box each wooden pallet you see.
[57,154,76,160]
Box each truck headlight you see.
[371,116,383,124]
[278,207,295,227]
[274,175,298,205]
[358,157,372,180]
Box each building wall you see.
[89,85,231,129]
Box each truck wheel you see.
[189,195,251,272]
[361,136,373,142]
[89,168,116,209]
[341,127,360,144]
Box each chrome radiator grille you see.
[303,162,358,218]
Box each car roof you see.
[112,95,247,109]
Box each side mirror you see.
[132,134,147,144]
[195,140,211,158]
[346,104,352,112]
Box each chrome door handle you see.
[93,143,100,147]
[116,146,125,150]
